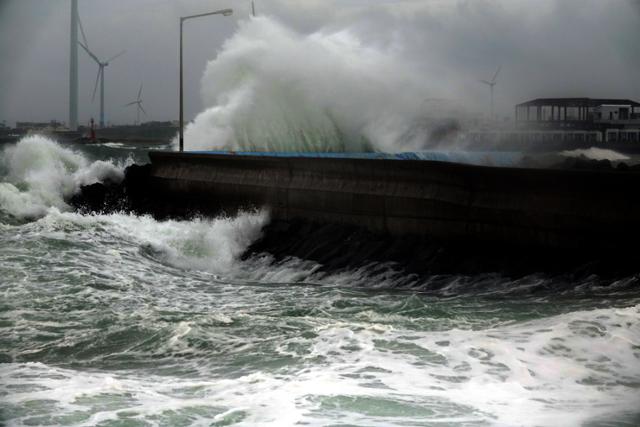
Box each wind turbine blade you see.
[79,41,100,64]
[479,80,493,86]
[92,68,101,102]
[107,50,126,63]
[139,103,147,116]
[137,83,143,101]
[124,101,138,107]
[492,65,502,83]
[77,12,89,48]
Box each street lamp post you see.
[179,8,233,152]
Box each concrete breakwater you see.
[146,152,640,251]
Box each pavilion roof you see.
[516,98,640,108]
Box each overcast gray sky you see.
[1,0,639,127]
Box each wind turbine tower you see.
[79,41,125,128]
[69,0,78,130]
[125,83,147,125]
[480,66,501,121]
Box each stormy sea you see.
[0,135,638,427]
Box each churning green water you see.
[1,137,639,427]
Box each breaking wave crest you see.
[0,136,271,277]
[0,136,126,219]
[179,17,452,153]
[32,209,269,276]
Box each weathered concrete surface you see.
[148,151,640,251]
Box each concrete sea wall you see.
[148,152,640,250]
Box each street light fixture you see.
[179,8,233,152]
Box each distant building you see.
[140,121,175,128]
[15,120,67,131]
[95,121,179,143]
[514,98,640,143]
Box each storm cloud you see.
[1,0,638,126]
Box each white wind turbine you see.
[77,19,125,128]
[124,83,147,125]
[480,65,501,121]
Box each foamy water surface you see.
[1,137,639,427]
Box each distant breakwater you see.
[71,153,640,279]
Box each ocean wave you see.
[2,303,638,426]
[0,136,127,219]
[25,208,269,277]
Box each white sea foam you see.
[0,135,126,219]
[560,147,630,161]
[2,304,638,426]
[178,16,452,153]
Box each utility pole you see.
[179,8,233,152]
[69,0,78,131]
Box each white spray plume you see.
[0,135,125,219]
[179,16,455,153]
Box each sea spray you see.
[180,17,455,153]
[0,136,126,219]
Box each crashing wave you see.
[0,135,126,219]
[178,17,456,153]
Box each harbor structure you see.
[465,97,640,150]
[514,98,640,144]
[124,150,640,253]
